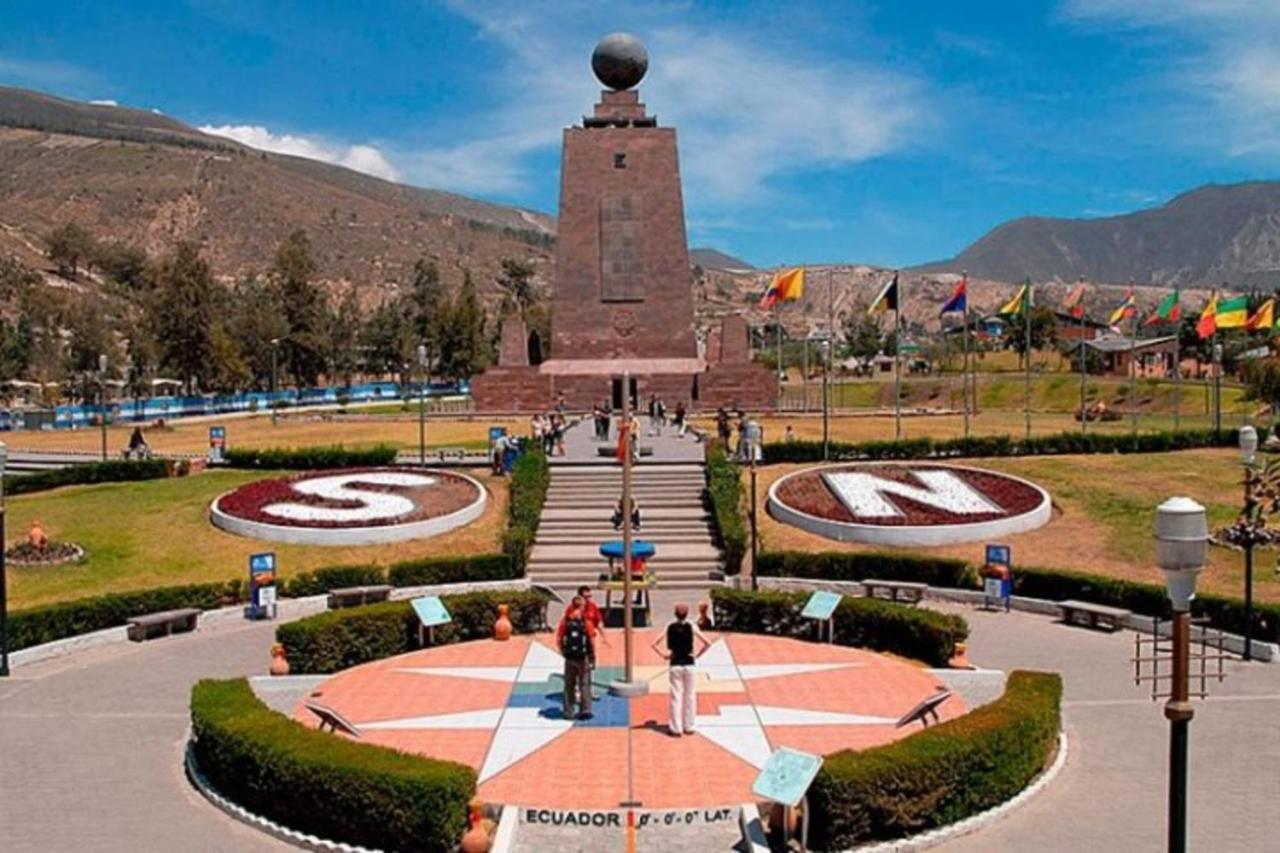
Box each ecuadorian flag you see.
[759,267,805,309]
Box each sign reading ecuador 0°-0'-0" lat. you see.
[766,463,1052,547]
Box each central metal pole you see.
[1165,609,1193,853]
[610,371,646,698]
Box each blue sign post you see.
[248,552,277,620]
[983,544,1013,612]
[801,590,841,643]
[208,425,227,463]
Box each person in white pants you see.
[652,603,711,736]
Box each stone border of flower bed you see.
[767,463,1052,547]
[209,468,488,546]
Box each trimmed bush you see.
[8,580,244,651]
[191,678,473,853]
[756,550,975,589]
[4,458,169,497]
[276,589,549,674]
[710,587,967,667]
[502,448,549,572]
[283,564,388,598]
[706,442,747,575]
[808,670,1062,850]
[388,554,517,587]
[762,426,1260,465]
[223,444,398,470]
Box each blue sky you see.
[2,1,1277,268]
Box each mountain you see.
[919,182,1280,288]
[0,86,555,301]
[690,247,754,271]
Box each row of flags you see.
[759,267,1280,340]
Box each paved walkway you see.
[553,416,705,465]
[1,599,1276,852]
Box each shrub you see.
[283,564,388,598]
[3,458,169,497]
[502,448,549,572]
[709,587,967,667]
[8,580,244,651]
[761,427,1259,465]
[808,671,1062,850]
[191,678,473,853]
[706,442,748,575]
[276,589,549,674]
[388,554,517,587]
[223,444,398,470]
[756,551,975,589]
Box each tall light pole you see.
[1212,341,1223,435]
[747,420,762,592]
[1154,496,1208,853]
[0,440,8,677]
[417,343,429,466]
[821,338,831,461]
[98,354,109,461]
[610,371,647,699]
[270,338,281,426]
[1237,425,1259,661]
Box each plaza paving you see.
[1,600,1276,851]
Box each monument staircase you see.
[527,424,724,590]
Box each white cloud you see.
[89,98,118,107]
[1061,1,1280,157]
[198,124,401,181]
[417,1,927,204]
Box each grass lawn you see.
[5,414,527,457]
[5,467,509,610]
[750,447,1280,604]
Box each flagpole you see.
[1078,279,1087,433]
[776,303,783,408]
[895,272,903,441]
[802,289,810,412]
[1024,280,1032,440]
[962,275,971,438]
[827,268,835,415]
[1173,286,1182,431]
[1130,285,1139,437]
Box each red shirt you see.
[581,598,604,631]
[556,609,600,649]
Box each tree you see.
[95,241,150,291]
[407,257,446,368]
[328,288,363,388]
[361,297,413,383]
[1004,306,1057,361]
[149,242,218,389]
[272,229,329,386]
[46,222,97,280]
[226,273,288,389]
[209,323,251,391]
[495,258,537,319]
[843,314,886,360]
[438,270,488,380]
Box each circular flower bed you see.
[768,463,1052,547]
[211,467,487,546]
[5,540,85,567]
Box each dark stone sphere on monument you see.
[592,32,648,90]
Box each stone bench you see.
[861,579,929,605]
[1058,599,1131,632]
[327,585,393,609]
[126,608,201,642]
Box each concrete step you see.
[537,523,714,535]
[541,508,710,522]
[536,534,711,546]
[530,543,720,562]
[528,574,720,590]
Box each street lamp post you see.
[747,420,762,592]
[1154,496,1209,853]
[821,339,831,461]
[1238,425,1259,661]
[269,338,281,426]
[0,440,8,677]
[98,354,109,461]
[417,344,429,466]
[1212,342,1223,435]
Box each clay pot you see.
[460,801,491,853]
[949,641,971,670]
[697,600,712,630]
[269,643,290,676]
[493,604,513,641]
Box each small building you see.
[1075,334,1179,377]
[1053,311,1110,342]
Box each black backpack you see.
[562,617,589,661]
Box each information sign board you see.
[411,596,452,628]
[800,590,841,621]
[248,552,277,619]
[985,544,1012,567]
[752,747,823,808]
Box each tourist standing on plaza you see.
[652,603,711,736]
[715,406,731,446]
[576,585,608,664]
[674,401,687,436]
[557,596,600,720]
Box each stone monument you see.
[471,33,774,412]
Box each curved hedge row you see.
[276,588,549,674]
[502,448,550,572]
[191,678,473,853]
[3,457,170,497]
[709,587,967,667]
[222,443,398,469]
[808,670,1062,850]
[706,442,747,575]
[762,426,1257,465]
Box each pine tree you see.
[439,270,488,380]
[407,257,445,362]
[149,242,218,389]
[227,273,288,390]
[273,229,329,386]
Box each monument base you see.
[609,679,651,698]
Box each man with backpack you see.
[557,596,601,720]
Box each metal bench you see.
[326,585,393,609]
[126,608,201,642]
[861,579,929,605]
[1058,599,1131,632]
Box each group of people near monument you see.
[529,411,567,456]
[556,589,711,736]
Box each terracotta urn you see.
[697,599,713,630]
[29,520,48,550]
[460,800,491,853]
[493,604,513,642]
[949,641,971,670]
[269,643,290,676]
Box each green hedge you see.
[223,443,398,469]
[4,458,169,497]
[762,426,1259,465]
[276,589,549,674]
[8,580,244,651]
[502,448,549,572]
[756,550,975,589]
[388,553,516,587]
[808,671,1062,850]
[191,678,472,853]
[706,442,747,575]
[709,588,967,667]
